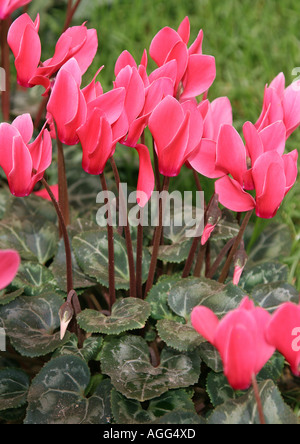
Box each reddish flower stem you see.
[100,172,116,310]
[206,237,236,280]
[0,18,11,122]
[144,176,170,297]
[251,373,266,424]
[136,208,144,299]
[41,176,83,347]
[110,157,137,298]
[63,0,82,32]
[218,210,253,284]
[152,137,161,193]
[54,121,70,234]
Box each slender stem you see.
[193,169,203,193]
[54,122,70,233]
[251,373,266,425]
[182,234,201,278]
[1,18,11,121]
[152,137,161,193]
[110,157,137,298]
[205,241,211,277]
[63,0,82,31]
[100,173,116,310]
[41,177,73,293]
[206,237,236,279]
[144,176,170,297]
[193,244,206,277]
[218,210,253,284]
[42,177,83,346]
[136,208,144,299]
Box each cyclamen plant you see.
[0,3,299,425]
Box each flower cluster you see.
[191,297,300,390]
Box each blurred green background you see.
[13,0,300,288]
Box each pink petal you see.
[177,16,190,45]
[88,87,126,125]
[223,324,256,390]
[8,135,33,197]
[12,113,33,145]
[0,250,20,290]
[282,150,298,194]
[252,152,286,219]
[188,139,224,179]
[191,306,219,345]
[132,143,155,208]
[148,95,185,153]
[73,28,98,75]
[243,121,264,164]
[210,97,233,141]
[165,40,188,90]
[148,59,177,87]
[259,121,286,156]
[188,29,203,56]
[149,26,182,67]
[115,50,137,77]
[216,124,247,184]
[201,223,217,245]
[232,265,244,286]
[266,303,300,376]
[283,83,300,138]
[251,307,275,373]
[34,184,59,202]
[269,72,285,98]
[215,176,256,213]
[14,23,41,88]
[181,54,216,100]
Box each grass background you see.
[20,0,300,289]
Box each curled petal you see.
[0,250,20,290]
[215,176,256,213]
[181,54,216,100]
[191,306,219,345]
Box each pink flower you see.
[0,0,31,20]
[266,302,300,377]
[47,58,87,145]
[186,97,233,178]
[8,14,97,91]
[148,95,203,176]
[255,72,300,139]
[0,114,52,197]
[7,13,41,88]
[0,250,20,290]
[149,16,216,100]
[214,124,298,218]
[191,297,275,390]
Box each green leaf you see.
[156,319,205,352]
[72,229,151,290]
[111,388,196,424]
[252,282,299,313]
[0,368,30,411]
[156,239,194,264]
[146,275,183,321]
[101,335,201,402]
[53,334,103,362]
[152,410,205,424]
[0,219,58,265]
[4,193,57,225]
[0,292,70,357]
[12,262,56,296]
[206,371,244,407]
[0,288,24,306]
[167,277,246,321]
[210,209,240,242]
[198,342,223,373]
[248,223,293,265]
[25,356,112,424]
[239,261,289,293]
[77,298,151,335]
[207,380,298,424]
[257,352,285,383]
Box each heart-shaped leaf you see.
[111,388,196,424]
[251,282,299,313]
[53,334,103,362]
[0,368,30,411]
[25,355,112,424]
[72,229,151,290]
[12,262,57,296]
[156,319,205,352]
[0,292,70,357]
[207,380,298,424]
[77,298,151,335]
[101,335,201,402]
[239,261,289,293]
